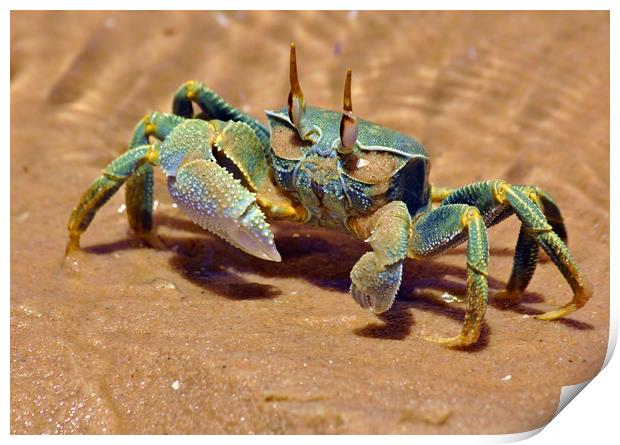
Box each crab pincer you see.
[168,157,281,262]
[158,117,287,262]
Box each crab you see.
[65,43,591,348]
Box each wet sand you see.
[10,11,609,434]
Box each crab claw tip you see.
[223,204,283,263]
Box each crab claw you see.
[169,158,281,262]
[350,252,403,314]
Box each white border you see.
[5,1,616,443]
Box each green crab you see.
[66,43,591,348]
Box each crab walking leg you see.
[430,184,454,205]
[495,185,568,304]
[66,144,160,255]
[443,180,590,320]
[124,112,185,244]
[441,183,565,304]
[409,204,489,347]
[479,185,566,236]
[347,201,412,314]
[494,185,566,303]
[436,183,552,303]
[500,183,589,320]
[533,186,568,242]
[172,81,270,150]
[495,225,540,303]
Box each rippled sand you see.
[11,11,609,434]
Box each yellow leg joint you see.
[491,180,510,204]
[185,81,199,101]
[145,144,160,165]
[257,197,308,222]
[430,184,454,203]
[461,206,481,227]
[527,188,542,207]
[141,114,156,137]
[271,204,298,220]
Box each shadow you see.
[84,237,145,254]
[399,256,546,306]
[162,226,359,297]
[164,234,284,301]
[353,300,416,341]
[84,216,593,343]
[491,299,594,330]
[154,213,204,233]
[353,290,491,351]
[173,256,282,300]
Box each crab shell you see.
[265,106,432,229]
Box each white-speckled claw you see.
[230,204,281,262]
[169,159,281,262]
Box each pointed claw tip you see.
[64,236,80,257]
[535,303,579,321]
[263,247,282,263]
[422,335,469,349]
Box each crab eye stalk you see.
[339,69,358,154]
[287,42,306,129]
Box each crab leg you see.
[532,186,567,242]
[347,201,412,314]
[124,112,184,245]
[441,180,590,320]
[409,204,489,348]
[433,184,566,304]
[495,185,567,303]
[497,225,540,303]
[172,80,270,150]
[430,184,454,205]
[66,144,160,255]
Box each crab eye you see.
[338,69,358,154]
[287,42,305,129]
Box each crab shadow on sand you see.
[86,214,593,352]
